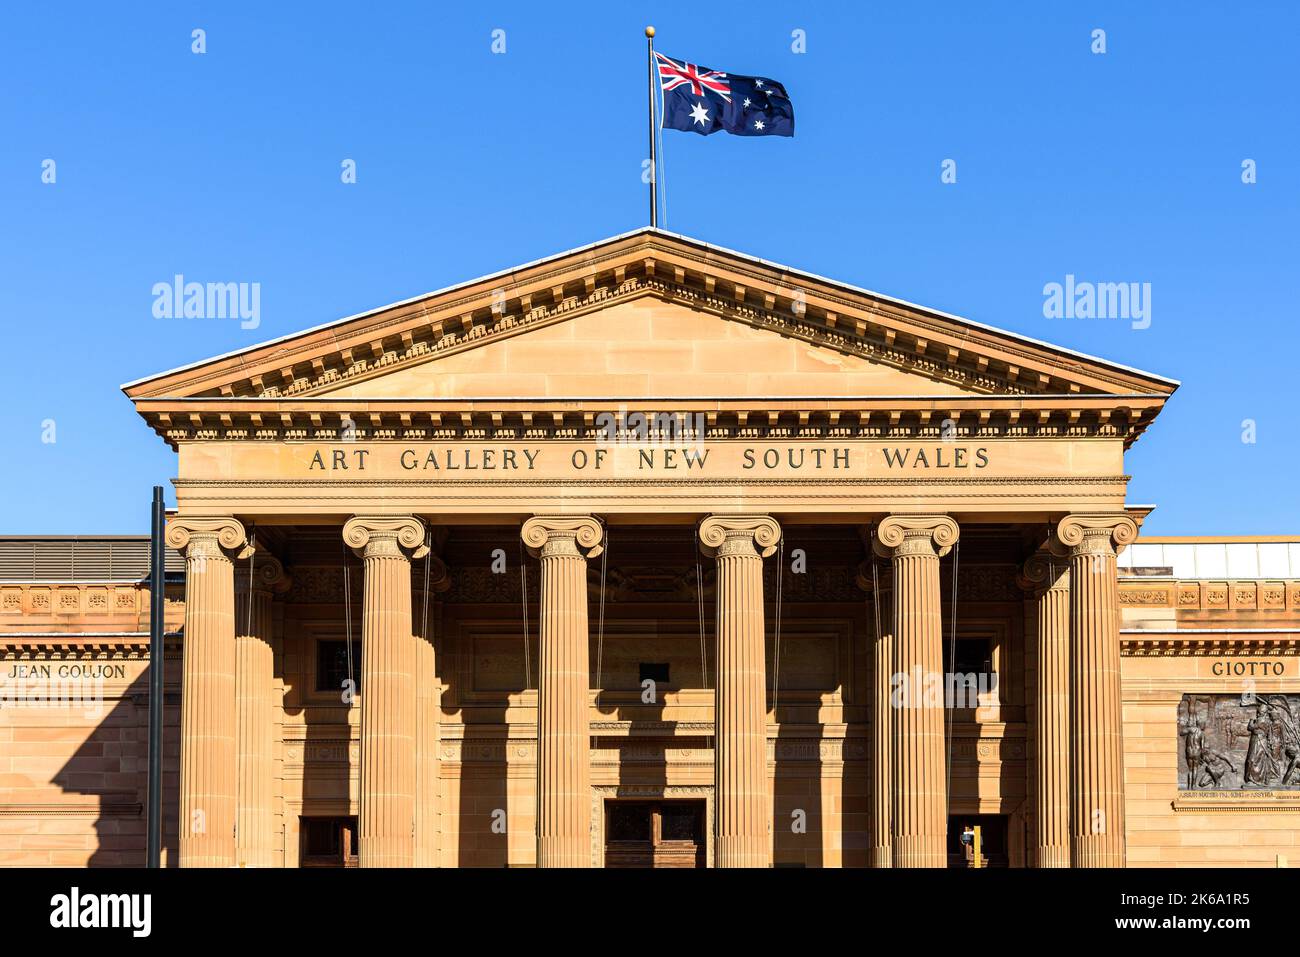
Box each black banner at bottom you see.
[0,866,1290,944]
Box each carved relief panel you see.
[1178,693,1300,790]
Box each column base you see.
[537,837,589,869]
[1071,840,1125,868]
[360,836,414,869]
[1038,846,1070,868]
[178,838,234,869]
[715,835,768,868]
[891,836,946,868]
[869,845,892,868]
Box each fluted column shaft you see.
[167,517,247,869]
[1058,514,1135,868]
[344,516,428,868]
[523,516,603,868]
[414,556,448,868]
[858,560,893,868]
[874,515,958,869]
[1021,552,1070,868]
[234,552,286,868]
[700,515,781,869]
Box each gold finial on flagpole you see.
[645,26,655,38]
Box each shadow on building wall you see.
[50,659,180,867]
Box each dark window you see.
[607,803,653,842]
[659,803,702,842]
[942,637,992,678]
[317,640,362,693]
[639,663,670,686]
[301,816,359,867]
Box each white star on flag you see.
[753,119,765,130]
[689,101,710,126]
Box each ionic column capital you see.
[234,547,292,595]
[698,515,781,559]
[420,554,452,593]
[343,515,429,560]
[872,514,959,559]
[521,515,604,559]
[1054,513,1138,558]
[1016,549,1069,595]
[166,516,249,559]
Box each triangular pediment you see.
[313,296,980,401]
[124,228,1177,402]
[124,228,1176,447]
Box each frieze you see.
[1119,579,1300,612]
[282,741,359,765]
[449,560,1020,606]
[285,565,447,604]
[954,565,1022,602]
[0,582,143,619]
[1119,589,1172,606]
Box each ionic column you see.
[414,553,449,868]
[233,549,289,868]
[1018,550,1070,868]
[856,558,892,868]
[343,515,428,868]
[1056,514,1136,868]
[699,515,781,869]
[522,515,604,868]
[872,514,959,869]
[166,516,248,868]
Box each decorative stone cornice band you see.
[872,514,959,558]
[1055,513,1138,557]
[164,516,249,559]
[521,515,604,559]
[140,398,1160,449]
[697,515,781,559]
[342,515,429,560]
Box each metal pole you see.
[147,486,165,867]
[646,26,658,228]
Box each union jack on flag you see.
[656,52,732,103]
[655,52,794,138]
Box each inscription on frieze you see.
[1178,693,1300,790]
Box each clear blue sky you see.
[2,2,1295,535]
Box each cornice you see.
[1121,634,1300,656]
[135,395,1163,449]
[0,635,181,656]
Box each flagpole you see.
[646,25,657,228]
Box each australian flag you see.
[656,52,793,137]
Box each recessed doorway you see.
[604,800,706,868]
[946,814,1008,867]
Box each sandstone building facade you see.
[1,230,1295,867]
